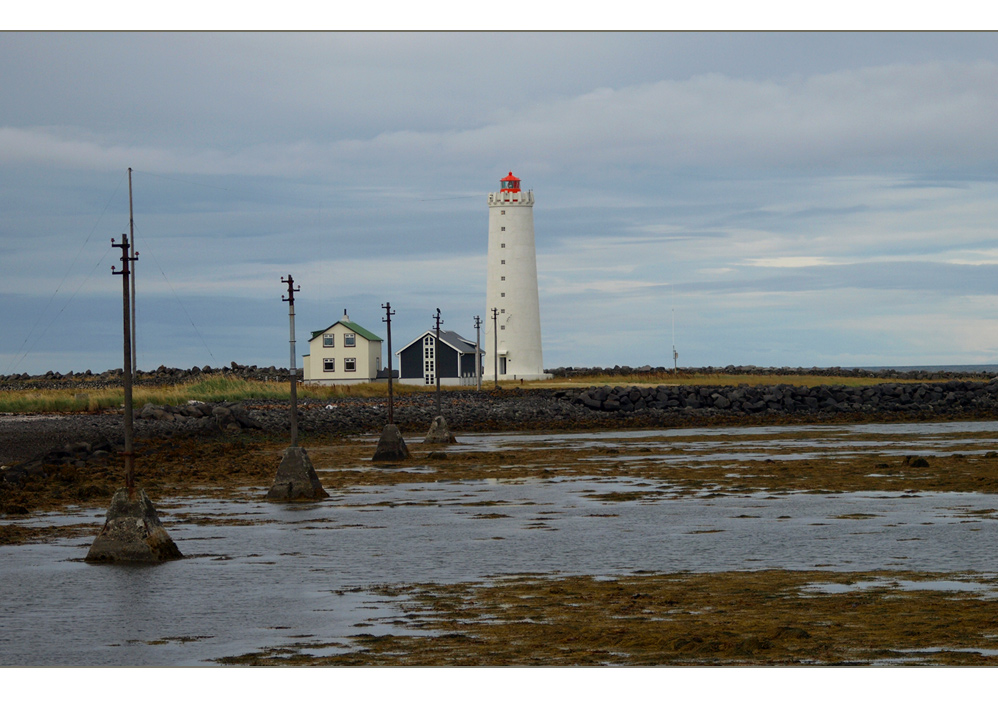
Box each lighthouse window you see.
[323,358,335,372]
[501,260,505,265]
[501,210,505,215]
[500,308,505,313]
[344,358,356,372]
[501,243,505,248]
[323,334,334,347]
[501,227,505,231]
[500,325,505,331]
[344,333,356,347]
[501,276,505,281]
[501,292,505,297]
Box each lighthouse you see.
[485,171,550,381]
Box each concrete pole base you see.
[372,424,411,462]
[86,488,182,563]
[424,415,457,445]
[266,446,330,501]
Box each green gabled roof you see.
[310,320,382,343]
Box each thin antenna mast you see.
[671,285,678,372]
[128,168,137,377]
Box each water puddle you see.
[5,418,998,665]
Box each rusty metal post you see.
[112,234,136,498]
[382,302,395,424]
[282,275,300,447]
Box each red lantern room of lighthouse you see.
[499,171,521,200]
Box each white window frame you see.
[323,358,335,372]
[344,357,357,372]
[323,334,334,347]
[344,333,356,347]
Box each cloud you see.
[7,60,998,182]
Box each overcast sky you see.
[4,30,998,374]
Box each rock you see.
[424,415,457,444]
[266,446,329,501]
[372,424,410,462]
[230,403,265,430]
[85,488,183,563]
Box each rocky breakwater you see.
[569,379,998,420]
[0,362,291,391]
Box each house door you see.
[423,336,435,385]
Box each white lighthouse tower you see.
[485,171,550,381]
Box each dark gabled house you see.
[396,329,484,386]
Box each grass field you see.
[0,371,949,414]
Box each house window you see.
[344,333,356,347]
[344,358,356,372]
[323,334,334,347]
[377,357,381,371]
[323,358,335,372]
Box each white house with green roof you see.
[302,310,383,385]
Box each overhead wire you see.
[5,170,127,374]
[136,229,217,364]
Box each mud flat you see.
[4,421,998,665]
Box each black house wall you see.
[460,353,480,376]
[398,340,461,378]
[399,344,424,379]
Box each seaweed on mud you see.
[242,570,998,666]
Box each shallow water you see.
[4,420,998,666]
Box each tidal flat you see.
[3,420,998,665]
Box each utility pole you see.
[491,307,499,389]
[128,168,137,378]
[282,275,300,447]
[86,231,182,562]
[112,234,136,499]
[383,302,395,424]
[434,308,442,415]
[473,315,482,391]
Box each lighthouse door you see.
[499,357,507,376]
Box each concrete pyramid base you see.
[372,424,410,462]
[424,415,457,445]
[266,446,329,501]
[86,488,183,563]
